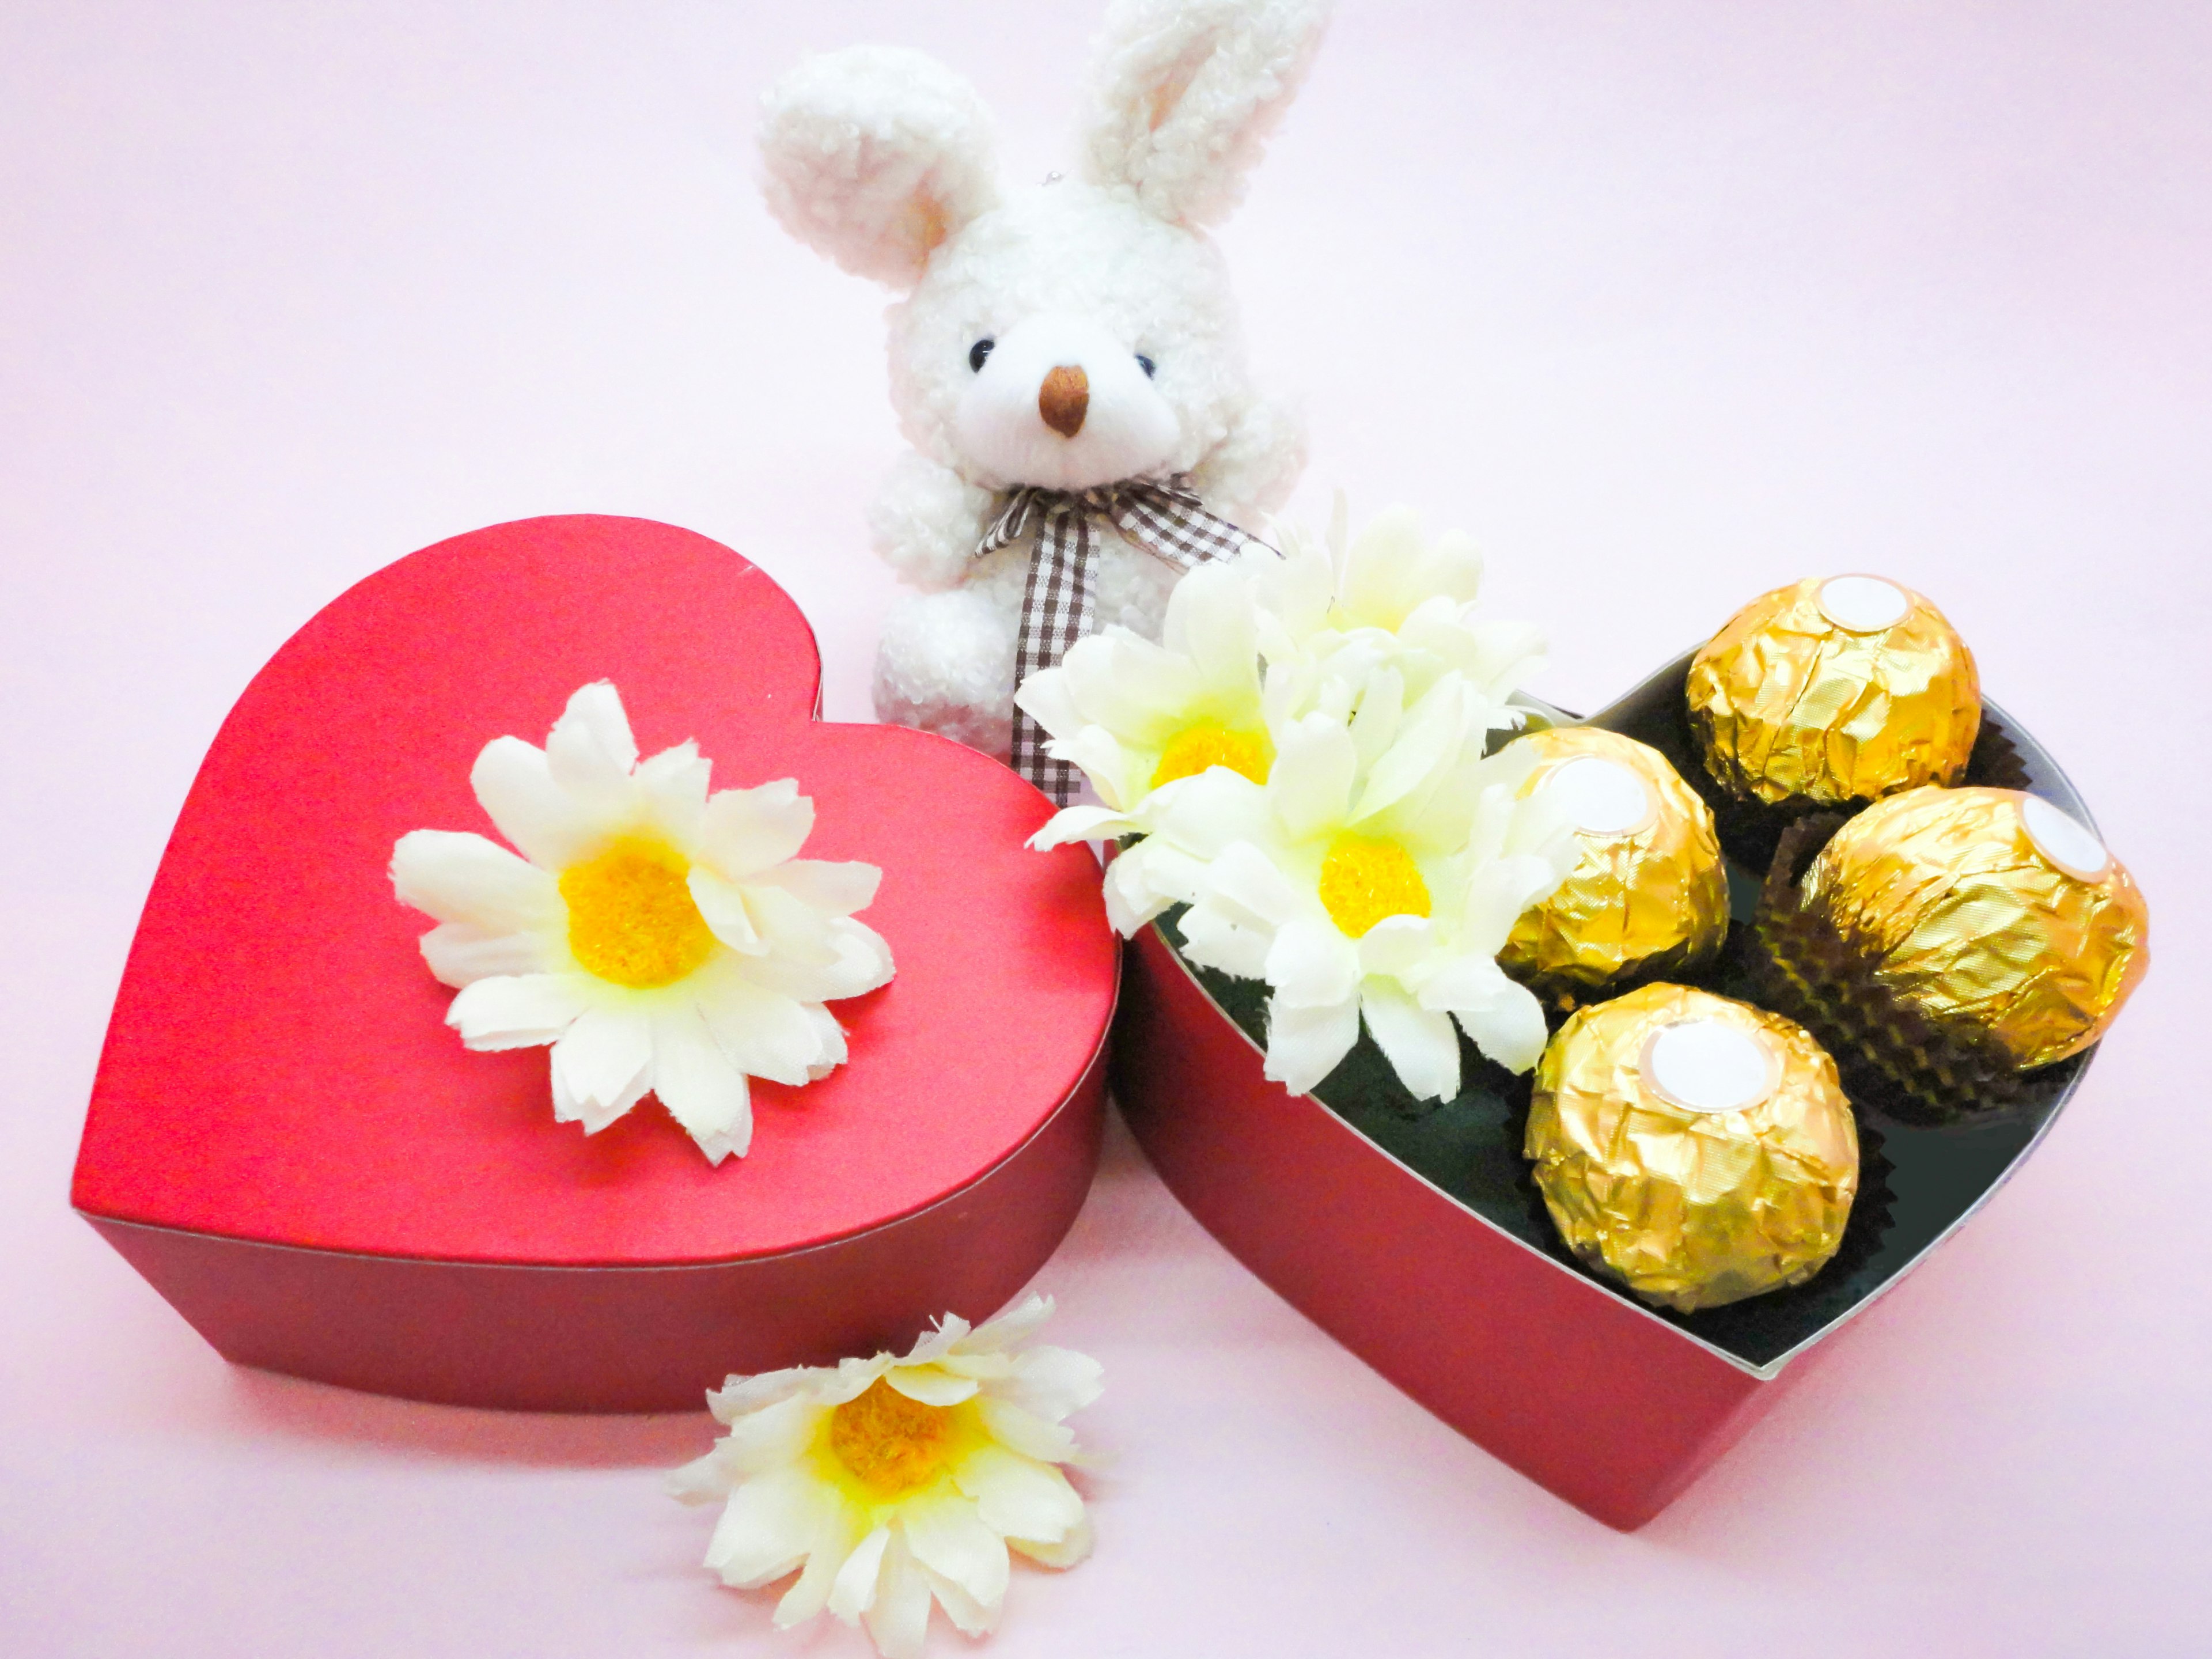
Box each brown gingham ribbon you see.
[981,475,1258,804]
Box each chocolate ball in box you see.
[1685,574,1980,810]
[1525,983,1859,1313]
[1499,726,1729,999]
[1799,786,2150,1071]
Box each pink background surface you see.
[4,3,2206,1654]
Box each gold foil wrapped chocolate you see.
[1526,982,1858,1313]
[1686,575,1980,808]
[1801,786,2150,1070]
[1499,726,1729,997]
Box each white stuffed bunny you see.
[760,0,1329,798]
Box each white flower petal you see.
[1460,852,1568,957]
[1009,1510,1093,1570]
[1166,562,1260,696]
[803,1004,849,1080]
[666,1445,734,1505]
[699,779,813,880]
[919,1563,998,1639]
[1063,727,1143,812]
[955,1444,1085,1546]
[861,1532,933,1659]
[955,1294,1056,1354]
[1346,665,1404,768]
[828,1525,890,1624]
[1199,840,1309,931]
[896,1315,971,1369]
[550,1006,653,1126]
[419,922,552,989]
[1062,630,1204,745]
[882,1365,979,1407]
[755,859,881,918]
[775,1501,866,1630]
[687,866,763,954]
[708,1393,821,1480]
[1361,979,1463,1101]
[1101,849,1175,936]
[1455,976,1552,1075]
[544,681,642,812]
[745,883,840,967]
[1174,903,1273,979]
[1267,715,1357,842]
[1010,662,1083,743]
[703,1464,826,1589]
[652,1004,753,1164]
[817,918,895,999]
[446,972,589,1051]
[1264,917,1361,1010]
[1264,995,1361,1095]
[696,975,828,1086]
[726,920,891,1012]
[468,736,604,868]
[391,830,560,930]
[1351,675,1467,825]
[1149,768,1272,858]
[1029,804,1136,851]
[937,1350,1016,1383]
[706,1366,815,1426]
[634,741,710,846]
[819,1354,897,1408]
[999,1344,1105,1423]
[899,1493,1009,1630]
[972,1397,1078,1464]
[1340,503,1434,629]
[551,1050,652,1134]
[1468,618,1548,697]
[1357,914,1434,978]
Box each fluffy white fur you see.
[760,0,1329,761]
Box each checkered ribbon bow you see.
[980,475,1256,804]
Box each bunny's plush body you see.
[760,0,1329,770]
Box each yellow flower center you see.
[830,1378,953,1498]
[558,835,717,988]
[1318,832,1431,938]
[1151,721,1272,790]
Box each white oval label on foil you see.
[1643,1020,1777,1115]
[2021,794,2111,882]
[1543,755,1653,838]
[1818,574,1912,634]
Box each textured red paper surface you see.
[1116,923,1808,1531]
[74,515,1119,1267]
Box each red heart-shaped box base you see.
[1115,660,2108,1529]
[73,516,1118,1411]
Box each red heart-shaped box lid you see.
[73,516,1117,1408]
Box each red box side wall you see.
[87,1046,1106,1414]
[1115,925,1805,1530]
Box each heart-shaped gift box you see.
[1115,653,2103,1529]
[71,516,1119,1412]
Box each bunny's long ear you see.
[1078,0,1331,228]
[759,46,1000,289]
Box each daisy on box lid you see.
[390,681,892,1163]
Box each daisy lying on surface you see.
[669,1297,1099,1659]
[1025,503,1579,1101]
[391,681,893,1164]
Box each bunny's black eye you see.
[968,338,995,373]
[1136,354,1157,378]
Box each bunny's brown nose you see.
[1038,365,1089,438]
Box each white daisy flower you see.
[1013,556,1278,813]
[667,1296,1100,1659]
[1257,498,1547,719]
[1041,671,1576,1100]
[389,681,892,1164]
